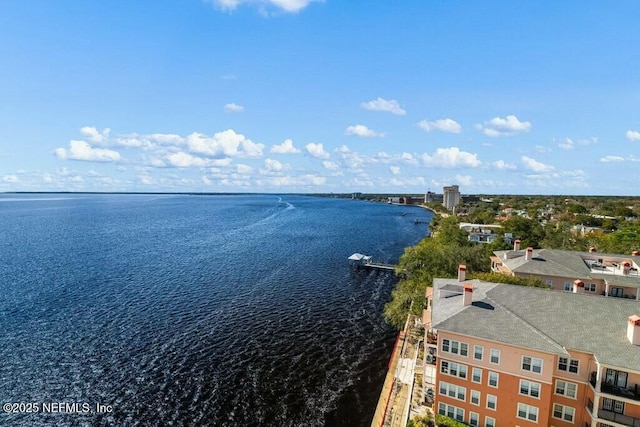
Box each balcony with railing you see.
[590,371,640,402]
[598,409,640,427]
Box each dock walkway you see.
[348,253,396,271]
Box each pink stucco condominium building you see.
[491,242,640,301]
[423,265,640,427]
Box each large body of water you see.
[0,194,432,426]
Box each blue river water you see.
[0,194,432,426]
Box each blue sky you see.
[1,1,639,195]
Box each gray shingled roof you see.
[431,278,640,372]
[494,248,640,289]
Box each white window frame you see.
[563,282,572,292]
[442,338,468,357]
[486,394,497,411]
[472,367,482,383]
[522,355,543,374]
[517,403,539,422]
[488,372,499,388]
[438,403,465,423]
[474,345,484,361]
[558,356,579,374]
[552,403,575,423]
[519,379,541,399]
[485,416,495,427]
[440,360,468,380]
[555,380,577,399]
[439,381,467,401]
[585,283,596,292]
[470,390,480,406]
[469,411,479,427]
[490,349,500,364]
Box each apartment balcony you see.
[598,409,640,427]
[601,382,640,402]
[590,371,640,402]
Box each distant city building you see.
[351,192,362,200]
[443,185,461,211]
[423,265,640,427]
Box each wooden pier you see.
[348,253,396,271]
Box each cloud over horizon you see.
[477,115,531,137]
[360,97,406,115]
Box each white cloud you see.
[389,176,426,187]
[210,0,321,13]
[345,124,384,138]
[390,166,401,175]
[202,176,213,185]
[600,155,626,163]
[166,152,211,168]
[305,142,330,159]
[54,140,121,162]
[535,145,552,153]
[360,97,406,115]
[322,160,339,170]
[3,175,18,183]
[271,139,302,154]
[263,158,287,172]
[269,174,326,186]
[139,175,153,185]
[421,147,481,168]
[476,115,531,137]
[626,130,640,141]
[492,160,517,170]
[187,129,264,158]
[417,118,462,134]
[235,164,253,175]
[80,126,110,144]
[521,156,554,172]
[558,138,574,150]
[224,103,244,113]
[455,174,473,186]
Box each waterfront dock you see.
[348,253,396,271]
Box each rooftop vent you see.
[525,247,533,261]
[589,247,597,253]
[458,264,467,282]
[463,283,473,306]
[514,240,521,251]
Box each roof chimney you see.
[623,261,631,275]
[463,283,473,306]
[632,250,639,257]
[573,280,584,293]
[628,315,640,345]
[514,239,521,251]
[458,264,467,282]
[525,247,533,261]
[589,247,597,253]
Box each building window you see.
[546,279,553,286]
[602,398,624,414]
[585,283,596,292]
[474,345,483,361]
[472,367,482,383]
[519,380,541,398]
[486,394,496,411]
[439,381,466,401]
[485,416,495,427]
[438,403,464,422]
[558,356,579,374]
[469,412,479,427]
[442,339,468,357]
[488,372,498,388]
[517,403,539,422]
[490,349,500,364]
[564,282,572,292]
[522,356,543,374]
[552,404,575,422]
[555,380,577,399]
[470,390,480,406]
[440,360,467,379]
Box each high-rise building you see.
[443,185,460,211]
